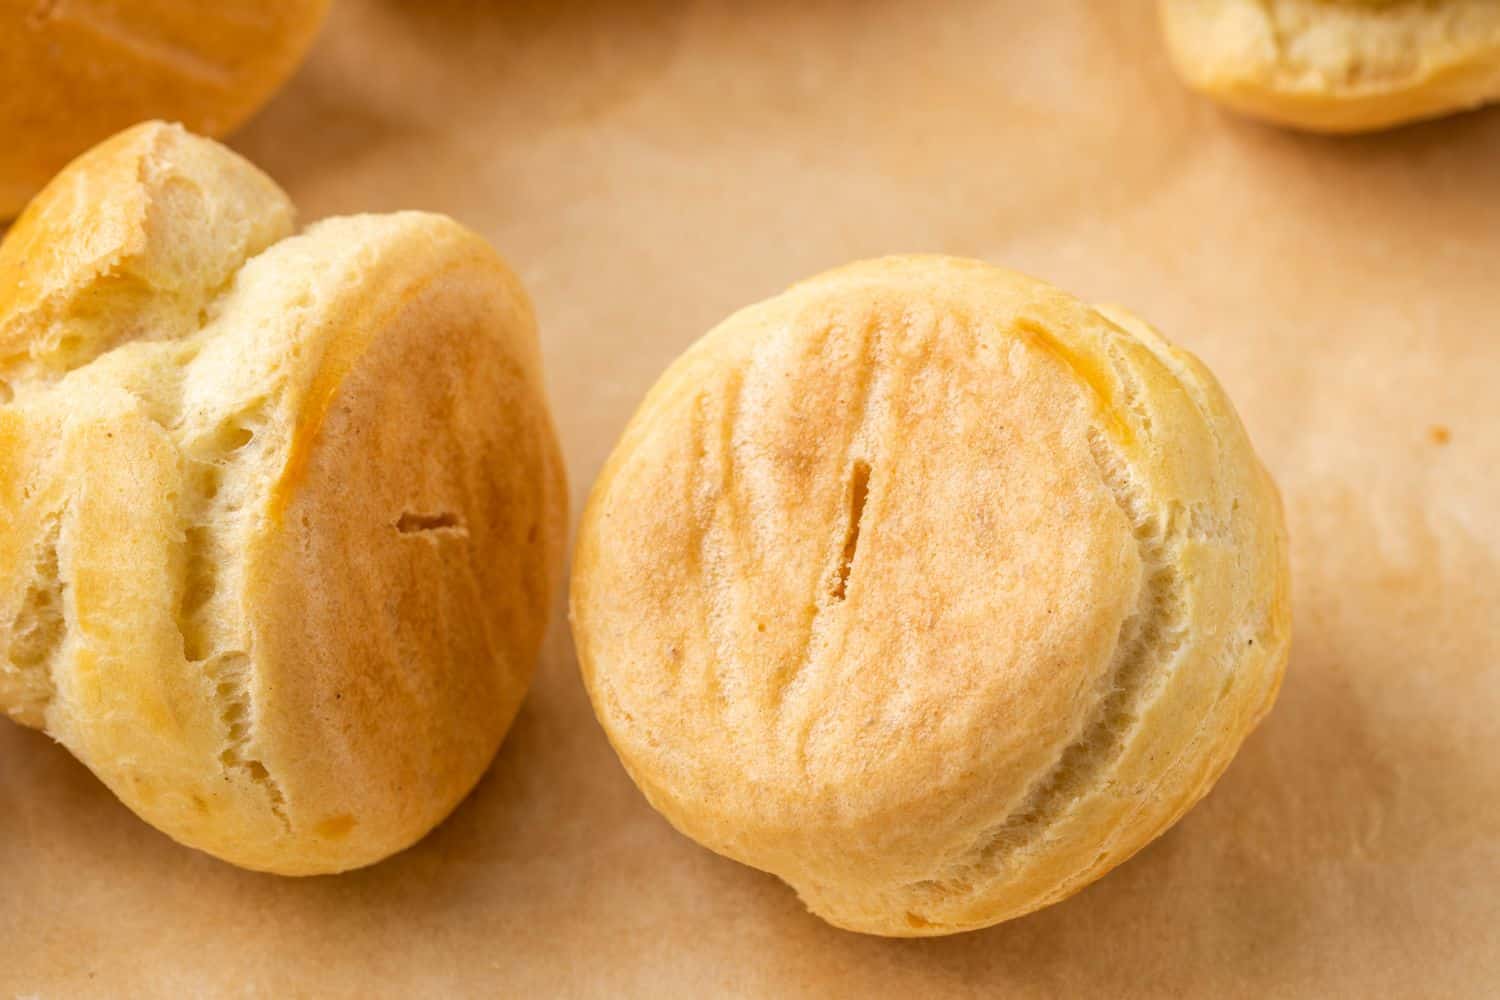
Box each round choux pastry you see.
[571,257,1290,936]
[0,0,328,218]
[1160,0,1500,133]
[0,122,567,875]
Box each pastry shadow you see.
[2,559,1479,995]
[1220,98,1500,187]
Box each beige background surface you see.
[4,1,1499,996]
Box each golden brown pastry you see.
[0,122,567,875]
[571,257,1290,936]
[0,0,328,218]
[1160,0,1500,132]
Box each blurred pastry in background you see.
[1160,0,1500,132]
[0,0,329,217]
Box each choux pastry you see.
[0,122,567,875]
[571,256,1290,936]
[1160,0,1500,133]
[0,0,328,217]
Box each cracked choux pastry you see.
[0,122,567,875]
[571,256,1290,936]
[0,0,328,218]
[1160,0,1500,133]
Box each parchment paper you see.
[4,1,1498,996]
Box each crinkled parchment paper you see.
[4,1,1498,995]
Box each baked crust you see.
[571,256,1290,936]
[1160,0,1500,132]
[0,122,568,875]
[0,0,328,217]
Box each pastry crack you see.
[905,425,1189,916]
[2,507,68,728]
[827,459,870,604]
[172,398,290,830]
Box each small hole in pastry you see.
[396,511,465,535]
[215,424,255,452]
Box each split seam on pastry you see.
[3,505,68,727]
[2,220,297,830]
[968,332,1253,915]
[1029,350,1272,911]
[173,391,290,830]
[902,353,1189,919]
